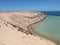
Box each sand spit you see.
[0,11,57,45]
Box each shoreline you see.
[27,14,58,45]
[28,25,58,45]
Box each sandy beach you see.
[0,11,57,45]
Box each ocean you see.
[32,11,60,45]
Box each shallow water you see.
[32,15,60,44]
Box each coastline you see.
[28,24,58,45]
[0,11,57,45]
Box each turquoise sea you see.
[32,11,60,45]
